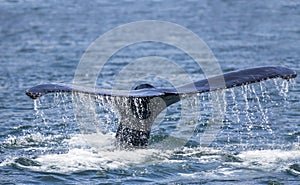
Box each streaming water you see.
[1,1,299,184]
[1,76,298,184]
[217,79,295,151]
[5,79,290,174]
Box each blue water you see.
[1,0,300,184]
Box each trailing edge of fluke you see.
[25,66,297,147]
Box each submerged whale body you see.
[26,66,297,147]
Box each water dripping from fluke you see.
[26,66,297,149]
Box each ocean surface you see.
[1,0,300,184]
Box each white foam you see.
[25,133,171,173]
[31,148,164,173]
[177,149,300,181]
[235,149,300,171]
[4,133,56,147]
[3,131,299,175]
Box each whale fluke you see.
[25,66,297,147]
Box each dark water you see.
[1,0,300,184]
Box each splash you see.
[27,133,170,173]
[2,78,296,174]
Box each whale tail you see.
[25,66,297,147]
